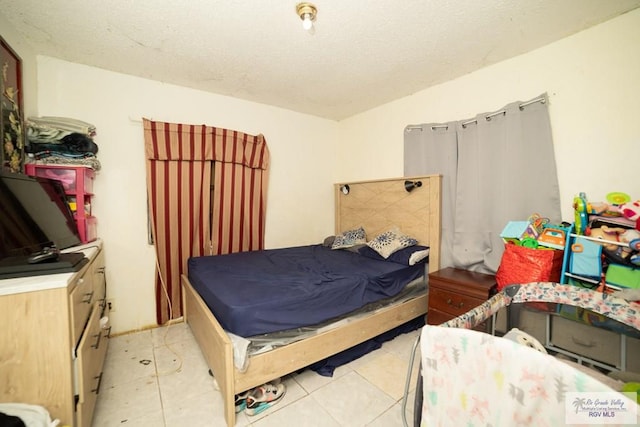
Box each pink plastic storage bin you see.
[25,164,94,193]
[76,216,97,244]
[25,164,97,243]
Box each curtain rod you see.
[519,96,546,109]
[462,96,547,127]
[406,124,449,131]
[406,96,547,131]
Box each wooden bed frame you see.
[181,175,441,426]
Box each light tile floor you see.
[92,323,421,427]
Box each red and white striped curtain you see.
[144,119,270,324]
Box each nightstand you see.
[427,267,497,330]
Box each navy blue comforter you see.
[187,244,424,337]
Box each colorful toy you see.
[587,192,634,218]
[500,214,548,245]
[621,229,640,266]
[586,225,622,251]
[537,227,566,250]
[500,221,530,244]
[619,200,640,231]
[621,229,640,250]
[589,201,621,217]
[574,192,639,245]
[607,191,631,205]
[573,192,589,235]
[586,225,640,265]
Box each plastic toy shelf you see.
[560,226,639,291]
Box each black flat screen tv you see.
[0,171,81,260]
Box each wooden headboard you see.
[334,175,442,272]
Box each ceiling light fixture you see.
[296,2,317,31]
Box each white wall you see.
[338,9,640,223]
[36,59,340,333]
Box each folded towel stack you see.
[25,116,101,170]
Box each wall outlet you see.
[107,299,116,312]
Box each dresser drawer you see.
[428,268,496,299]
[69,274,94,347]
[550,316,620,366]
[429,287,484,317]
[626,335,640,373]
[92,250,107,313]
[427,306,490,330]
[517,308,548,343]
[426,308,452,325]
[76,303,109,427]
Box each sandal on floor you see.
[234,391,251,413]
[236,379,281,413]
[245,382,286,416]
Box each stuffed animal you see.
[586,226,640,265]
[620,200,640,231]
[586,225,626,251]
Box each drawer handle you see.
[97,267,105,274]
[571,336,596,348]
[82,291,94,304]
[91,331,102,349]
[92,372,103,394]
[445,298,464,308]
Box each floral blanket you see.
[420,325,638,426]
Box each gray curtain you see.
[404,93,561,274]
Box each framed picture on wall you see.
[1,35,24,173]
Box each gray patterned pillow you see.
[331,227,367,250]
[367,228,418,258]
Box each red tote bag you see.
[496,243,564,291]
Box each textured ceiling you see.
[1,0,639,120]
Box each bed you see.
[403,282,640,426]
[181,175,442,426]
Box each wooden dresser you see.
[0,241,108,427]
[427,267,497,329]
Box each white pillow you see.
[408,248,430,266]
[331,226,367,250]
[367,227,418,259]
